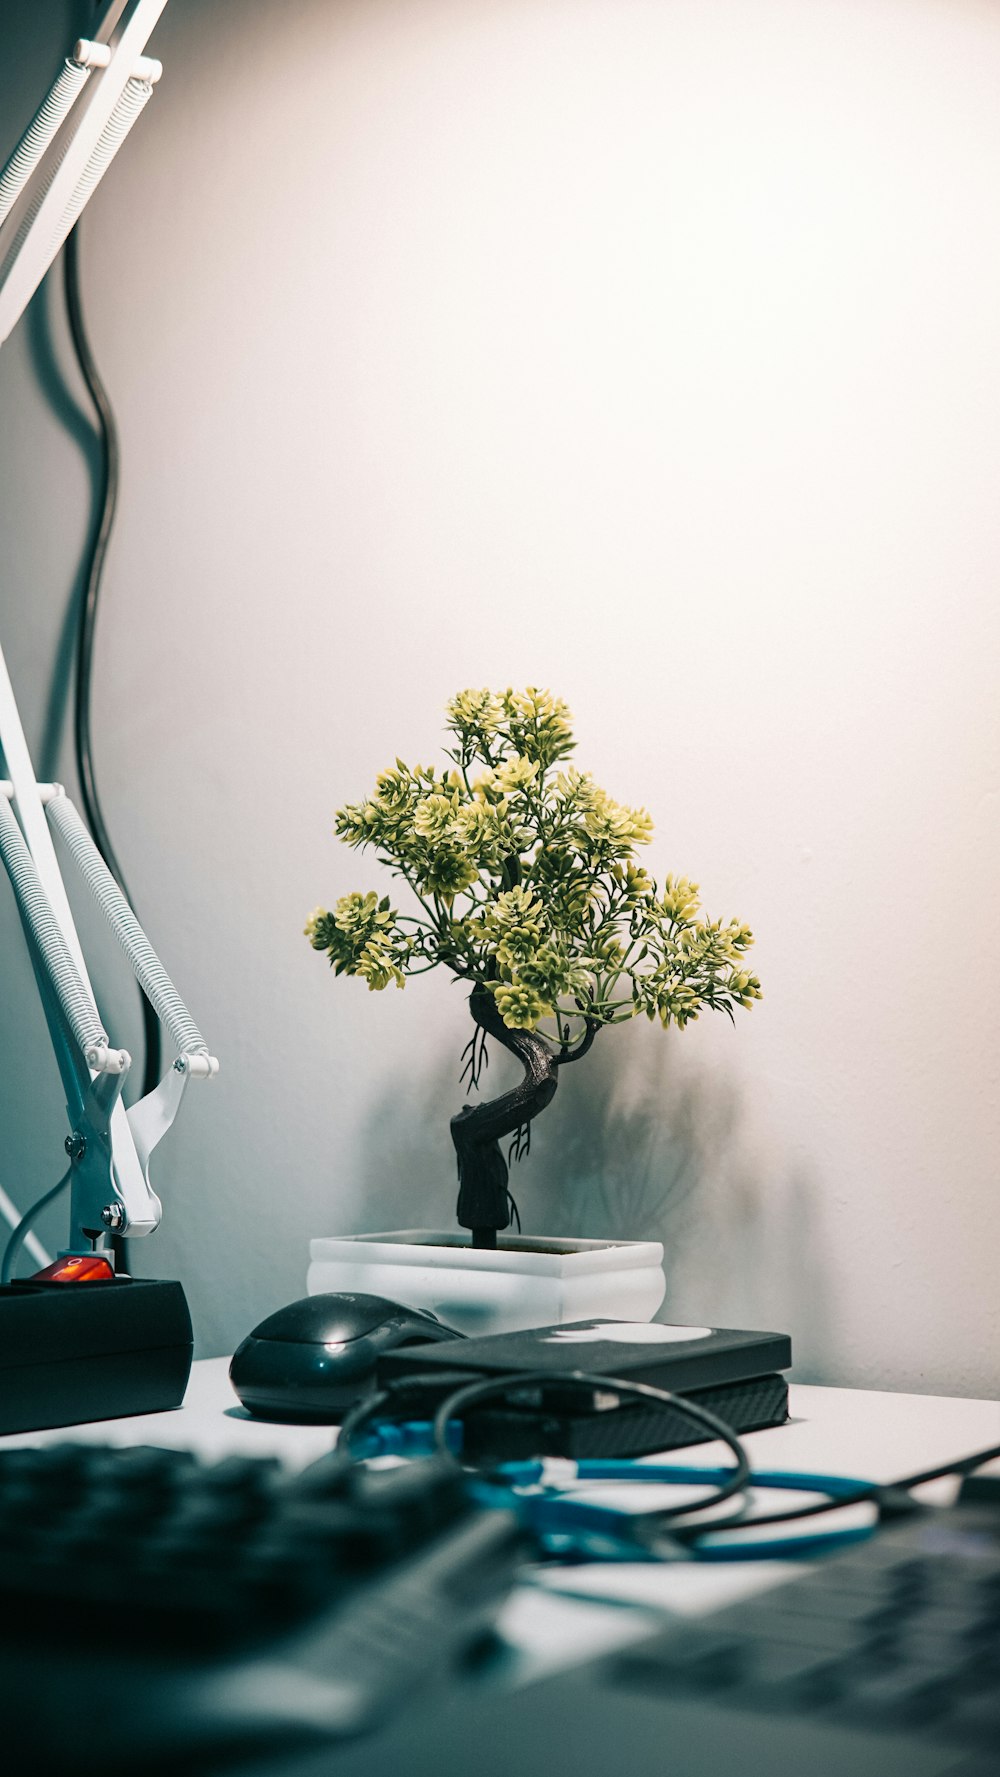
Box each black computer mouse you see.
[229,1292,463,1422]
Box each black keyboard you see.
[0,1440,515,1645]
[271,1485,1000,1777]
[0,1440,525,1773]
[609,1490,1000,1752]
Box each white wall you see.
[1,0,997,1393]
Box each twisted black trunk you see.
[450,985,558,1247]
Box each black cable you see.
[670,1441,1000,1544]
[62,226,161,1106]
[1,1166,73,1284]
[332,1374,1000,1556]
[430,1369,752,1525]
[333,1377,1000,1558]
[331,1371,752,1554]
[334,1372,752,1520]
[333,1368,751,1536]
[332,1380,436,1480]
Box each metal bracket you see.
[62,1065,148,1250]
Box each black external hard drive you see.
[377,1320,791,1459]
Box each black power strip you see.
[0,1277,192,1433]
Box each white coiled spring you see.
[46,793,210,1061]
[46,76,153,265]
[0,75,154,292]
[0,57,91,232]
[0,795,108,1061]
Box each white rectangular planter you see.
[307,1230,666,1337]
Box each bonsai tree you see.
[306,688,761,1250]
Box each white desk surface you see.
[5,1359,1000,1680]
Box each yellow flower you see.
[413,793,459,843]
[303,906,326,942]
[356,938,405,991]
[486,885,546,938]
[582,789,654,849]
[493,979,551,1029]
[334,891,388,937]
[446,689,504,733]
[419,850,480,900]
[658,875,701,922]
[495,755,540,794]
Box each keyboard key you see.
[719,1603,863,1654]
[0,1441,507,1653]
[615,1629,747,1691]
[949,1691,1000,1747]
[760,1584,891,1625]
[607,1501,1000,1757]
[831,1661,955,1727]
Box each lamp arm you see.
[0,637,218,1248]
[46,789,216,1070]
[0,51,97,233]
[0,790,120,1069]
[45,786,220,1221]
[0,0,168,349]
[0,0,226,1265]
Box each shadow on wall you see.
[541,1025,835,1378]
[352,1034,469,1234]
[536,1026,731,1243]
[350,1015,709,1238]
[353,1015,833,1378]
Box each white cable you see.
[0,58,92,232]
[0,1181,51,1271]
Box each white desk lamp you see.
[0,0,216,1276]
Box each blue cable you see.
[497,1459,869,1496]
[489,1467,875,1560]
[351,1420,876,1561]
[349,1419,462,1459]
